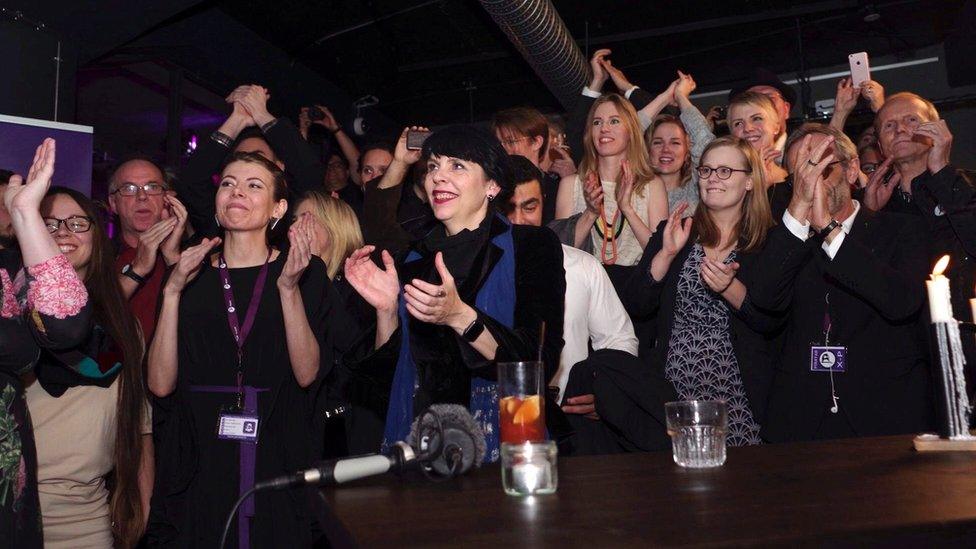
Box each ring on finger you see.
[437,290,446,297]
[807,159,818,166]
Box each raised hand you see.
[913,119,953,174]
[298,107,312,139]
[237,85,273,126]
[859,79,885,112]
[601,57,634,93]
[344,245,400,313]
[313,105,340,132]
[403,252,468,328]
[165,237,221,294]
[394,126,429,166]
[132,217,178,276]
[661,202,693,257]
[700,258,740,294]
[6,138,56,215]
[588,48,611,91]
[582,171,604,216]
[760,145,783,169]
[674,71,697,101]
[616,160,635,216]
[834,78,859,117]
[705,105,724,129]
[160,194,188,266]
[550,146,577,178]
[862,156,899,212]
[787,134,835,223]
[279,215,313,291]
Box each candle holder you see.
[914,256,976,451]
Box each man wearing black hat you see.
[729,68,798,157]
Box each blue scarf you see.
[382,215,516,463]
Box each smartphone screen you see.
[406,130,432,150]
[849,52,871,88]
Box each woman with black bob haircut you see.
[343,125,568,461]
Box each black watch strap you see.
[816,219,840,239]
[121,263,147,285]
[461,317,486,342]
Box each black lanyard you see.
[218,250,272,409]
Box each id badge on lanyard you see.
[215,251,270,443]
[810,292,846,413]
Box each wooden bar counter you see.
[318,436,976,547]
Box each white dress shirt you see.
[781,200,861,259]
[551,245,639,402]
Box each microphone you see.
[253,403,486,491]
[408,403,487,478]
[253,441,416,491]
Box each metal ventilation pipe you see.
[478,0,589,110]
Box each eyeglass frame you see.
[110,182,169,197]
[43,215,94,234]
[696,165,753,180]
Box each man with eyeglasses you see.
[109,157,187,341]
[750,123,933,442]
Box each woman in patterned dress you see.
[623,136,779,445]
[0,139,92,547]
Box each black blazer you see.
[343,215,570,440]
[621,221,781,425]
[749,207,935,441]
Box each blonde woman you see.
[555,93,668,266]
[294,190,364,280]
[623,136,777,446]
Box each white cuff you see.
[781,210,811,242]
[624,86,639,99]
[581,86,602,99]
[822,231,846,259]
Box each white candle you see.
[927,255,954,323]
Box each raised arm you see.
[147,237,221,397]
[277,216,321,388]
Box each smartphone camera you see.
[406,129,432,150]
[307,107,326,122]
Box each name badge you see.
[810,346,847,373]
[217,412,260,443]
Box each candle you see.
[926,255,953,323]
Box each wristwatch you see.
[121,263,147,285]
[815,219,841,239]
[461,317,486,342]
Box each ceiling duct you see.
[478,0,588,109]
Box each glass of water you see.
[665,400,728,468]
[501,441,557,496]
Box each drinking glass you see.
[665,400,728,468]
[497,361,545,444]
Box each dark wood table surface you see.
[317,436,976,547]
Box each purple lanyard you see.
[218,250,271,409]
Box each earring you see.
[270,217,280,231]
[487,194,496,202]
[214,214,221,228]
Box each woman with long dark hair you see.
[343,125,567,462]
[0,139,93,548]
[148,152,337,547]
[25,186,151,548]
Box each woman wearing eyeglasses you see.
[621,137,778,446]
[0,139,93,549]
[23,186,152,548]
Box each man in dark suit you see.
[751,123,935,441]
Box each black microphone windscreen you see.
[409,403,487,476]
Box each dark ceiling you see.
[218,0,966,125]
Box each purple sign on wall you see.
[0,114,93,196]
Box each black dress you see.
[149,252,338,548]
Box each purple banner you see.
[0,114,93,196]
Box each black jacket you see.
[749,207,935,441]
[342,215,571,442]
[621,221,781,425]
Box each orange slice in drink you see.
[513,395,541,424]
[501,396,519,416]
